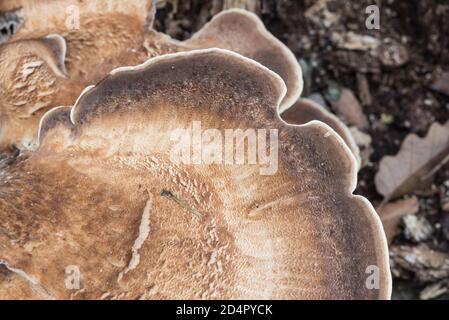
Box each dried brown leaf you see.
[330,88,369,130]
[375,121,449,200]
[377,197,419,245]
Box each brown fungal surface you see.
[0,49,390,299]
[183,9,303,111]
[0,4,302,150]
[0,34,69,149]
[281,98,361,167]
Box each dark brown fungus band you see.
[281,98,361,167]
[0,49,391,299]
[183,9,303,111]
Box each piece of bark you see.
[357,73,372,106]
[328,50,381,74]
[390,244,449,282]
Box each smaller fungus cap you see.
[281,98,361,167]
[0,34,68,150]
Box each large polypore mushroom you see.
[0,3,302,150]
[0,49,390,299]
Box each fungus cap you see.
[281,98,361,167]
[0,49,390,299]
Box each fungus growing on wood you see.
[0,49,390,299]
[281,98,361,166]
[0,5,302,150]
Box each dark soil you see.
[155,0,449,299]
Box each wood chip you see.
[390,244,449,282]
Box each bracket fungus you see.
[0,3,302,150]
[281,98,361,167]
[0,49,391,299]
